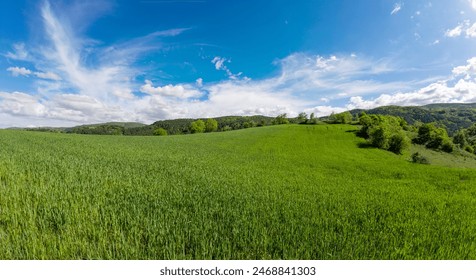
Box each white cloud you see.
[34,71,62,81]
[1,51,414,126]
[445,24,463,37]
[471,0,476,10]
[305,105,348,117]
[391,3,403,15]
[347,57,476,109]
[0,1,191,127]
[0,92,46,117]
[140,80,202,99]
[4,1,476,128]
[452,57,476,78]
[211,56,226,70]
[347,80,476,109]
[7,67,32,77]
[466,22,476,37]
[211,56,243,80]
[5,43,29,61]
[7,66,62,81]
[445,20,476,38]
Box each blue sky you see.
[1,0,476,127]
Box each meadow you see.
[0,124,475,259]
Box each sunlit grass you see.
[0,125,475,259]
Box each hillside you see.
[349,103,476,135]
[0,125,474,259]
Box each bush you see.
[441,141,454,153]
[190,120,206,133]
[464,145,474,154]
[388,132,411,154]
[154,128,168,136]
[205,118,218,132]
[369,127,389,150]
[411,152,430,164]
[273,114,289,125]
[329,111,352,124]
[414,123,452,153]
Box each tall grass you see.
[0,124,475,259]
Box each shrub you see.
[297,112,308,124]
[273,114,289,125]
[411,152,430,164]
[190,120,206,133]
[464,145,474,154]
[441,141,454,153]
[414,123,452,153]
[329,111,352,124]
[153,128,168,136]
[388,132,411,154]
[205,118,218,132]
[369,126,389,150]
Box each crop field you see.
[0,124,475,259]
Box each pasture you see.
[0,125,474,259]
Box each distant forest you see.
[24,103,476,136]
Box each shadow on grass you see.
[357,142,374,149]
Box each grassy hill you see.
[0,125,475,259]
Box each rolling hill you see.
[0,124,474,259]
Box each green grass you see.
[409,145,476,168]
[0,124,475,259]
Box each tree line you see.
[24,107,476,158]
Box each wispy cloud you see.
[211,56,243,80]
[3,0,476,128]
[0,0,192,127]
[391,2,403,15]
[7,66,61,81]
[4,43,29,61]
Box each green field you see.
[0,124,475,259]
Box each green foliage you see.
[297,112,308,124]
[205,118,218,133]
[441,140,454,153]
[0,126,475,259]
[369,126,390,150]
[351,103,476,135]
[243,121,256,128]
[413,123,453,153]
[329,111,352,124]
[190,119,206,133]
[272,113,290,125]
[465,145,474,154]
[70,124,125,135]
[452,124,476,154]
[453,130,468,148]
[411,152,430,164]
[154,127,168,136]
[359,113,411,154]
[388,132,411,155]
[308,113,317,124]
[123,116,275,136]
